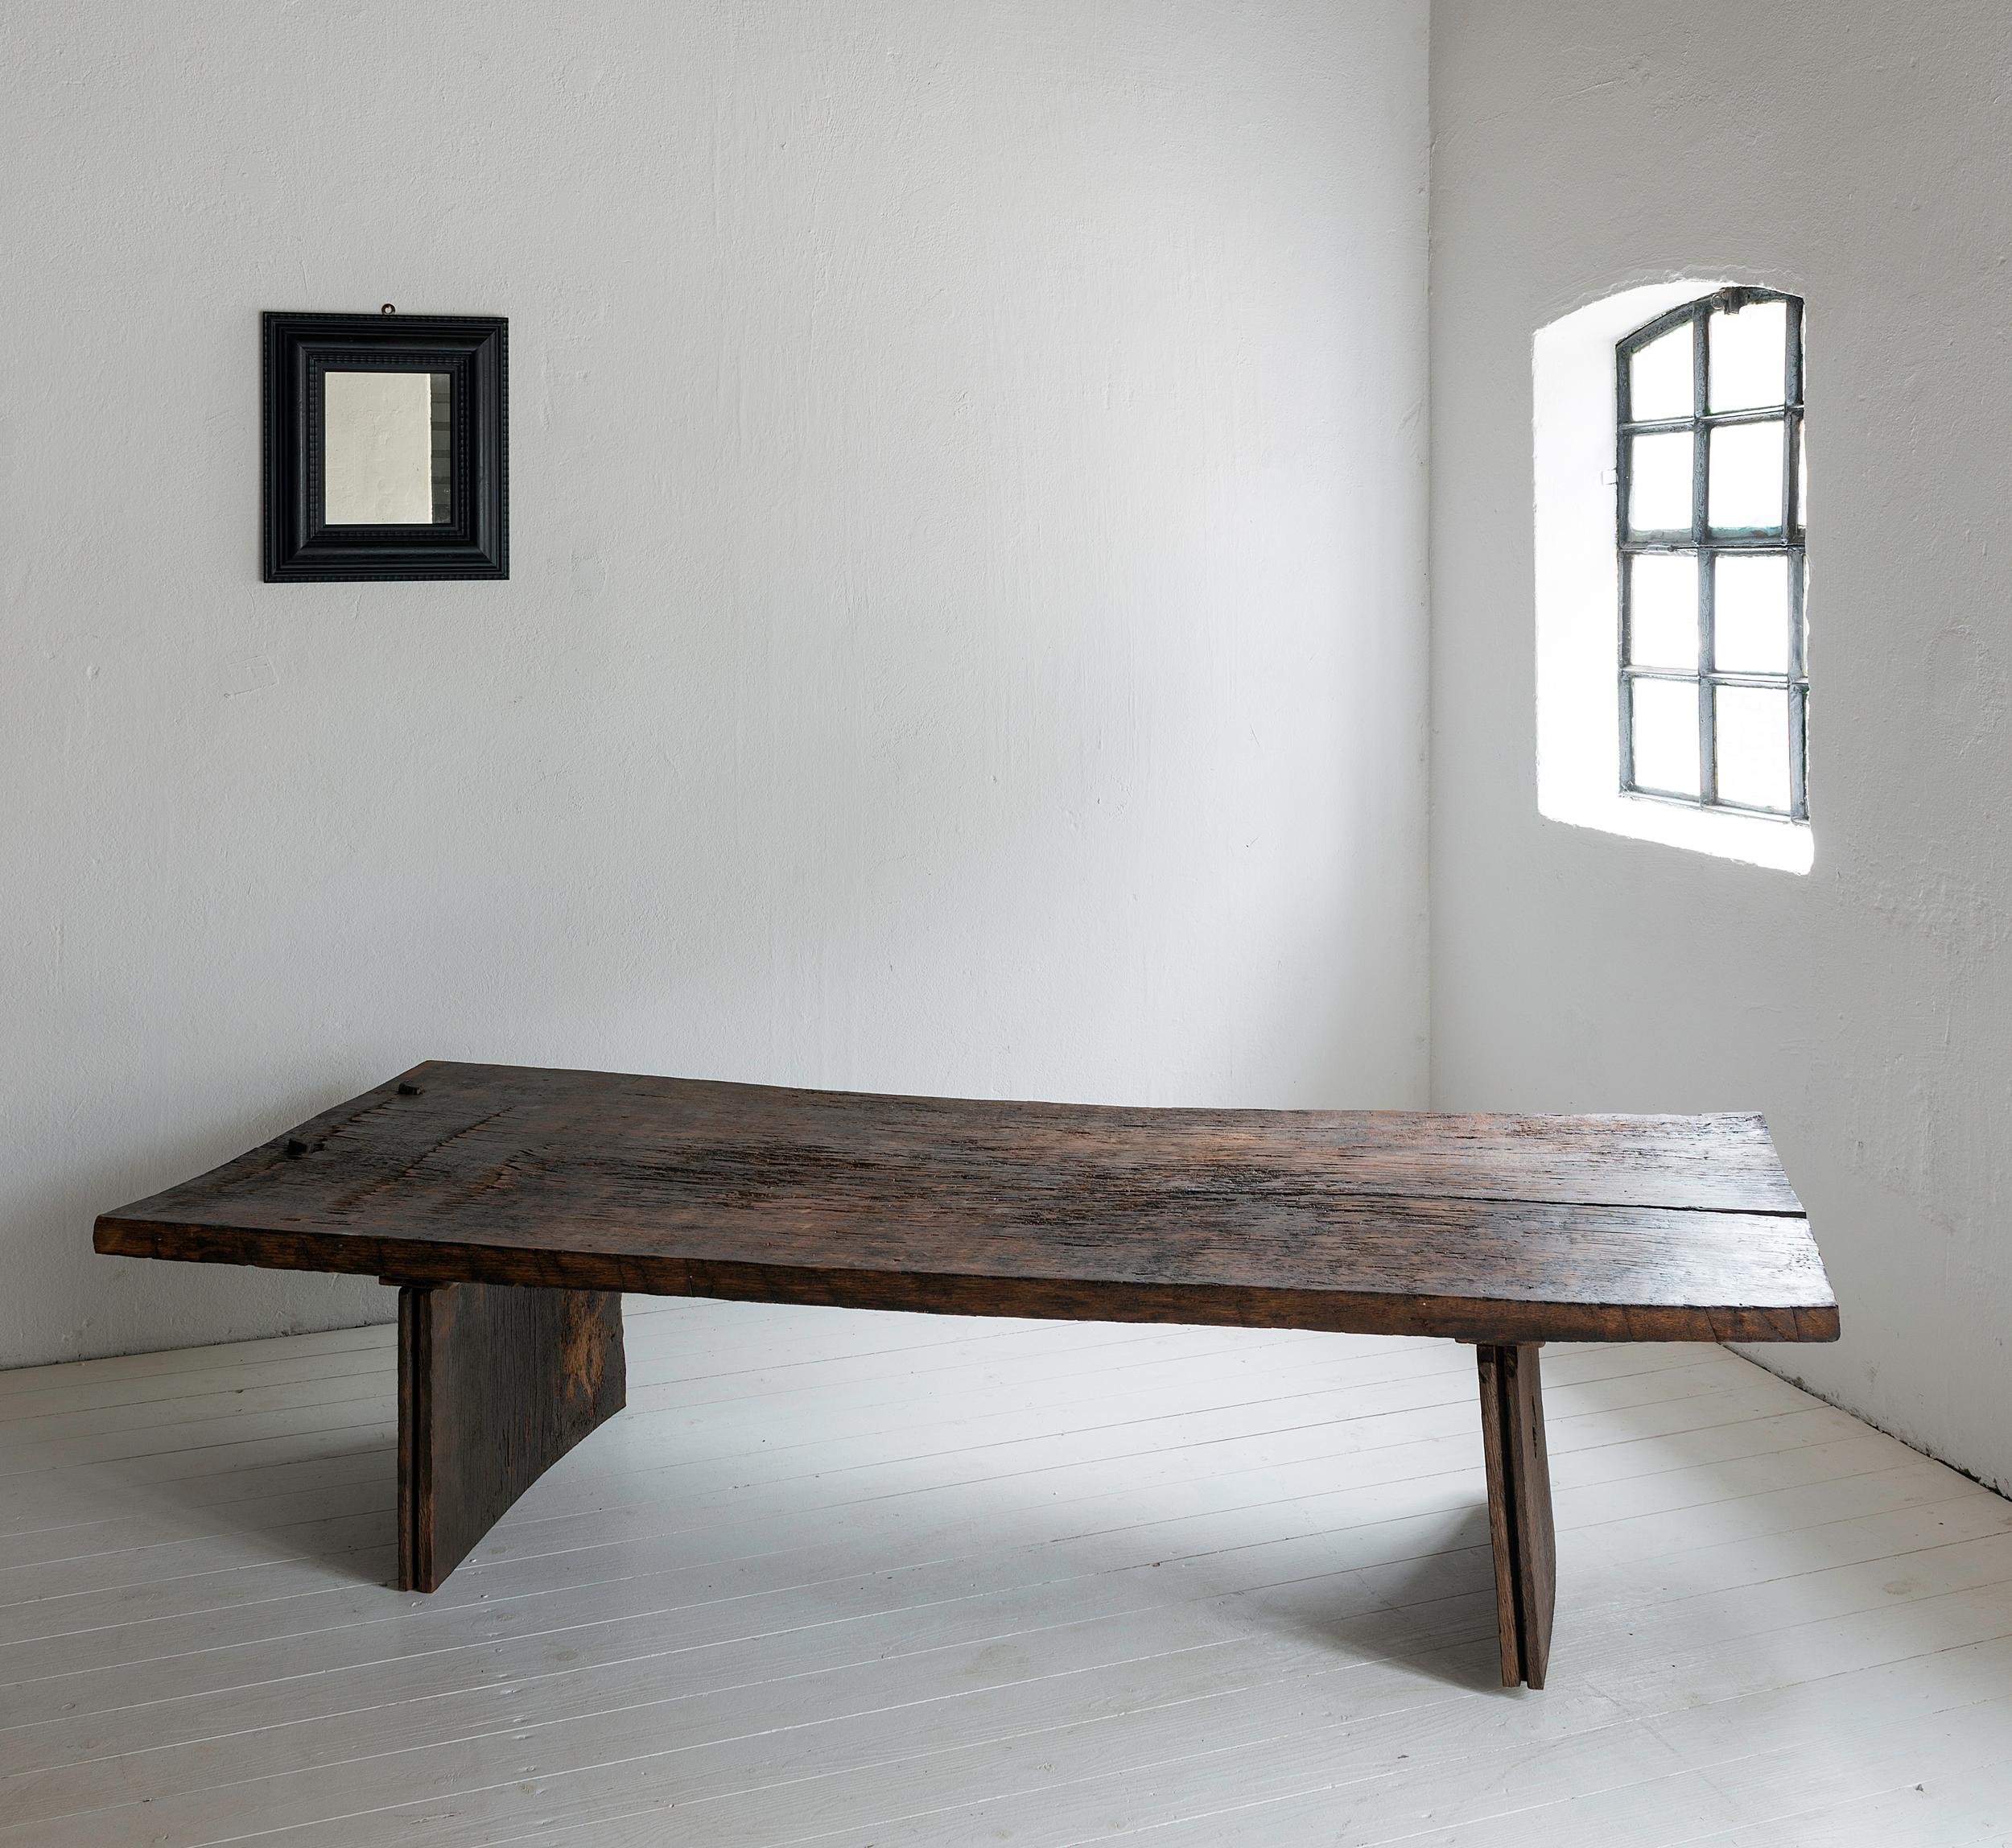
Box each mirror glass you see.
[324,369,451,525]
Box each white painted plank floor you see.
[2,1299,2010,1847]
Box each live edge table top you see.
[94,1062,1838,1347]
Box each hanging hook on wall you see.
[381,303,396,316]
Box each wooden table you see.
[93,1061,1837,1690]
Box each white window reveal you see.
[1533,280,1813,873]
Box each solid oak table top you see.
[94,1061,1839,1345]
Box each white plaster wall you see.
[1431,1,2012,1491]
[0,2,1430,1365]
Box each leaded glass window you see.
[1617,289,1807,819]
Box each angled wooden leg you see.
[397,1281,626,1592]
[1475,1341,1556,1689]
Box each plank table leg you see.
[396,1280,627,1593]
[1474,1341,1556,1689]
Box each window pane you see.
[1709,299,1789,412]
[1715,684,1792,811]
[1713,554,1791,674]
[1629,430,1694,534]
[1631,678,1701,797]
[1629,320,1694,421]
[1629,554,1699,670]
[1708,419,1785,531]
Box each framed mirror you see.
[263,311,507,581]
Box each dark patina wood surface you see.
[96,1061,1837,1345]
[1476,1343,1556,1689]
[94,1062,1837,1685]
[398,1281,625,1592]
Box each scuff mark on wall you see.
[221,655,278,699]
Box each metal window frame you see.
[1616,287,1807,821]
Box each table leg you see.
[396,1281,627,1592]
[1475,1341,1556,1689]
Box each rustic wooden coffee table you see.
[93,1061,1837,1689]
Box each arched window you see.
[1617,289,1806,818]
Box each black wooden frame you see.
[1616,288,1805,820]
[263,312,507,582]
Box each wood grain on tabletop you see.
[94,1062,1838,1346]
